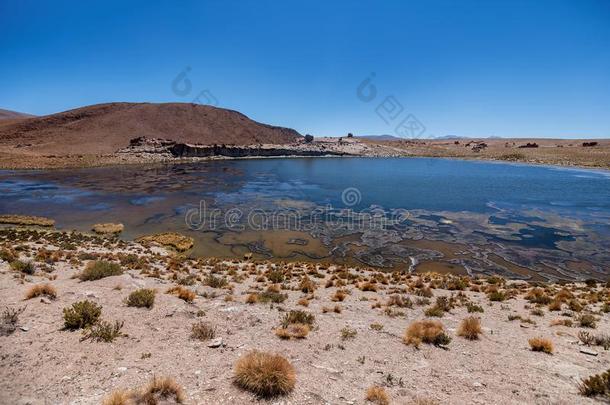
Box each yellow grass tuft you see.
[25,283,57,300]
[275,323,310,339]
[403,320,451,348]
[365,385,389,404]
[234,351,296,397]
[528,337,554,354]
[457,316,482,340]
[101,389,134,405]
[166,285,196,302]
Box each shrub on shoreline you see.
[79,260,122,281]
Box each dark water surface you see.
[1,157,609,280]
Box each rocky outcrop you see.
[169,143,348,158]
[118,137,350,158]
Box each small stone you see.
[117,367,128,373]
[207,338,223,348]
[580,348,598,356]
[19,326,29,332]
[40,297,51,304]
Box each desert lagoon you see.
[1,157,609,281]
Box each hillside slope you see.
[0,102,301,155]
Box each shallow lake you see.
[1,157,609,280]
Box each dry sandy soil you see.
[0,228,609,404]
[375,138,610,170]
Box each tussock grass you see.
[166,285,196,302]
[281,310,315,328]
[10,260,35,275]
[578,369,610,398]
[528,337,554,354]
[81,320,124,343]
[25,283,57,300]
[365,385,389,404]
[1,306,25,336]
[275,323,310,339]
[79,260,122,281]
[191,321,216,341]
[457,316,482,340]
[234,351,296,397]
[403,320,451,348]
[126,288,155,308]
[140,376,185,404]
[578,314,597,328]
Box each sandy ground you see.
[0,230,609,404]
[1,137,608,170]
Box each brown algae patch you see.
[91,223,124,235]
[0,215,55,227]
[136,232,194,252]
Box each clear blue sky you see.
[1,0,609,138]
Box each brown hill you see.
[0,102,301,155]
[0,108,35,120]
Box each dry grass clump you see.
[63,300,102,330]
[297,297,310,307]
[234,351,296,397]
[488,290,507,302]
[332,289,348,302]
[370,322,384,331]
[457,316,482,340]
[1,306,25,336]
[166,285,196,302]
[258,289,288,303]
[140,376,185,404]
[578,313,597,328]
[365,385,390,404]
[281,310,315,328]
[359,281,377,292]
[245,293,259,304]
[299,276,316,293]
[102,389,133,405]
[578,331,610,350]
[340,326,357,340]
[275,323,310,339]
[191,321,216,341]
[10,259,35,275]
[81,320,124,343]
[126,288,155,308]
[403,320,451,348]
[466,303,484,313]
[102,376,185,404]
[528,337,554,354]
[204,274,228,288]
[550,318,573,327]
[25,283,57,300]
[578,369,610,398]
[79,260,122,281]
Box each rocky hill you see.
[0,102,301,155]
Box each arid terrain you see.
[0,103,608,169]
[1,226,609,404]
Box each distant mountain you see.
[0,108,35,120]
[433,135,504,140]
[0,102,302,155]
[356,134,403,141]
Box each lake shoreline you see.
[1,151,609,172]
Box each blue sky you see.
[1,0,609,138]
